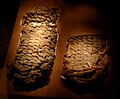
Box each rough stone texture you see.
[61,35,111,85]
[8,5,61,85]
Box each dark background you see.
[0,0,115,68]
[0,0,118,99]
[0,0,21,67]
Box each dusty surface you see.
[62,35,111,85]
[7,4,61,87]
[0,0,115,99]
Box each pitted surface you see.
[62,35,111,84]
[8,5,61,84]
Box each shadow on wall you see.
[0,0,21,67]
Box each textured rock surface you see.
[8,5,61,85]
[62,35,111,85]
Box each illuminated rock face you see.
[8,5,61,85]
[62,35,111,85]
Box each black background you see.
[0,0,118,99]
[0,0,21,67]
